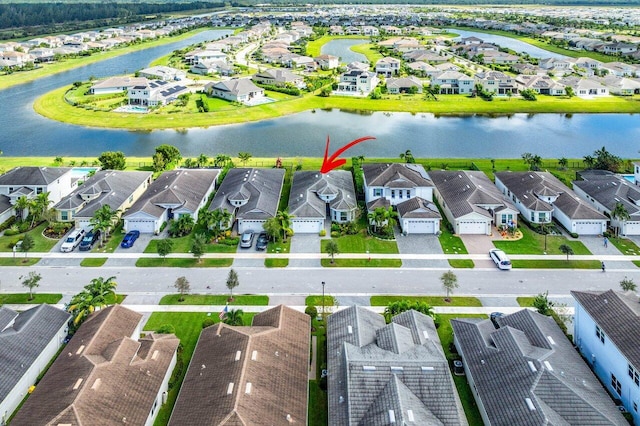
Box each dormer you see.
[228,187,250,207]
[316,179,339,202]
[80,185,102,202]
[533,185,560,203]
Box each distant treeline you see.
[233,0,640,5]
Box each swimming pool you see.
[70,167,99,179]
[622,175,635,183]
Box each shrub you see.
[305,305,318,318]
[156,324,176,334]
[330,231,340,238]
[319,229,326,237]
[330,223,341,232]
[220,237,240,246]
[570,232,579,239]
[202,318,215,329]
[17,221,30,233]
[4,225,19,236]
[159,221,168,232]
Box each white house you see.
[205,78,264,104]
[314,54,339,70]
[431,71,475,95]
[559,76,609,97]
[386,76,423,94]
[137,65,186,81]
[0,305,70,425]
[374,57,401,77]
[128,80,191,107]
[335,70,379,96]
[474,71,519,96]
[572,290,640,426]
[123,169,218,234]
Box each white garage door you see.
[77,220,92,231]
[405,219,435,234]
[239,220,265,234]
[624,222,640,235]
[458,220,487,235]
[292,220,323,234]
[575,221,602,235]
[127,220,156,234]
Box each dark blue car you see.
[120,230,140,248]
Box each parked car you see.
[490,312,505,328]
[120,230,140,248]
[79,230,101,251]
[489,248,512,270]
[240,230,254,248]
[60,228,86,252]
[255,232,268,251]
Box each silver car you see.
[240,230,254,248]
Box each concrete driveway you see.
[37,228,83,267]
[459,232,496,268]
[105,232,157,267]
[394,228,448,268]
[289,234,321,268]
[577,235,636,270]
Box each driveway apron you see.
[394,228,448,268]
[459,233,496,268]
[288,234,321,268]
[576,235,637,270]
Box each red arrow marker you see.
[320,135,376,174]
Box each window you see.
[36,187,43,194]
[629,364,639,386]
[391,190,396,198]
[340,212,347,221]
[612,373,622,396]
[61,211,68,221]
[530,212,535,222]
[501,214,507,223]
[539,213,547,222]
[406,190,410,198]
[399,191,403,199]
[634,402,638,412]
[373,188,382,197]
[596,325,605,344]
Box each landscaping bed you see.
[493,222,591,255]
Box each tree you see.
[98,151,126,170]
[29,192,52,228]
[583,155,595,169]
[592,146,622,172]
[197,153,209,168]
[169,215,194,237]
[611,202,630,237]
[559,244,574,261]
[20,232,34,258]
[238,152,252,166]
[533,291,554,315]
[14,195,30,221]
[191,232,207,263]
[155,144,182,166]
[156,238,173,261]
[223,308,244,326]
[199,208,231,239]
[277,210,294,242]
[325,240,339,264]
[620,276,637,292]
[521,152,542,170]
[440,270,459,300]
[20,271,41,300]
[564,86,574,98]
[226,268,239,301]
[90,204,118,246]
[214,154,231,167]
[558,157,568,169]
[174,276,190,301]
[152,152,166,172]
[399,149,415,163]
[384,300,435,323]
[263,216,282,242]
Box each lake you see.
[321,39,368,64]
[449,28,568,59]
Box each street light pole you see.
[321,281,326,321]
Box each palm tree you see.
[399,150,415,164]
[583,155,595,169]
[238,152,252,166]
[214,154,231,167]
[559,244,574,261]
[611,202,630,237]
[558,157,568,169]
[29,192,52,228]
[223,309,244,326]
[197,154,209,168]
[14,195,30,221]
[68,276,118,325]
[90,205,119,246]
[277,210,294,242]
[325,240,339,264]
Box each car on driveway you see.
[60,229,85,252]
[79,230,101,251]
[255,232,268,251]
[240,230,254,248]
[120,230,140,248]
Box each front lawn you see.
[321,258,402,267]
[436,211,474,268]
[320,235,399,254]
[516,297,536,307]
[0,293,62,304]
[306,295,336,306]
[265,258,289,268]
[0,257,40,266]
[267,239,292,254]
[512,259,601,269]
[80,257,107,267]
[159,294,269,305]
[144,236,238,254]
[609,237,640,256]
[0,222,58,253]
[448,259,475,269]
[136,258,233,267]
[370,295,482,307]
[92,223,125,253]
[493,223,591,255]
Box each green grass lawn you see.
[0,257,40,266]
[435,206,474,268]
[136,258,233,267]
[448,259,475,268]
[267,239,292,254]
[370,295,482,307]
[609,237,640,256]
[306,295,336,306]
[144,237,238,254]
[265,258,289,267]
[512,259,601,269]
[0,293,62,304]
[321,258,402,267]
[144,311,256,425]
[0,222,59,253]
[92,224,125,254]
[516,297,536,307]
[436,314,486,426]
[159,294,269,305]
[321,235,399,254]
[105,293,126,305]
[493,223,591,255]
[80,257,107,267]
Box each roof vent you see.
[251,350,258,361]
[73,378,83,390]
[339,396,344,403]
[235,351,242,361]
[76,345,85,355]
[544,361,553,371]
[151,350,159,360]
[91,378,102,390]
[546,336,556,345]
[245,382,252,394]
[407,410,414,421]
[389,410,396,423]
[347,325,353,334]
[363,365,376,371]
[525,398,536,411]
[227,382,234,395]
[286,414,292,423]
[528,361,537,373]
[421,366,435,372]
[422,330,429,339]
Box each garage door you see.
[77,220,92,231]
[127,220,156,234]
[405,219,435,234]
[575,221,602,235]
[458,220,487,234]
[292,220,323,234]
[239,220,265,234]
[624,222,640,235]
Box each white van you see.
[60,229,86,253]
[489,249,512,270]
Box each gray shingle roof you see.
[573,171,640,219]
[54,170,152,219]
[328,306,466,426]
[428,170,516,219]
[209,168,285,220]
[363,163,433,189]
[208,77,262,96]
[0,167,72,186]
[396,197,441,219]
[0,194,11,213]
[572,290,640,370]
[289,170,356,219]
[0,305,71,406]
[123,169,218,219]
[451,310,627,426]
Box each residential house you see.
[11,305,180,426]
[570,57,603,73]
[208,168,285,233]
[123,169,218,234]
[495,171,607,234]
[386,76,423,94]
[362,26,379,36]
[314,54,339,70]
[128,80,191,107]
[190,59,235,76]
[205,78,265,104]
[0,305,70,424]
[288,170,356,233]
[252,68,304,88]
[406,61,438,77]
[345,61,370,72]
[137,65,186,81]
[375,56,401,77]
[335,70,379,96]
[573,170,640,235]
[600,61,638,77]
[29,48,55,63]
[169,305,310,426]
[184,49,227,65]
[452,309,627,426]
[430,71,475,95]
[54,170,152,230]
[594,75,640,95]
[329,25,344,35]
[89,76,148,95]
[328,306,467,425]
[403,50,449,64]
[429,170,518,235]
[475,71,519,95]
[0,51,31,68]
[516,75,566,95]
[603,42,637,55]
[538,57,573,76]
[559,76,609,97]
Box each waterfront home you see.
[599,61,639,77]
[11,305,179,426]
[123,169,218,234]
[0,51,32,68]
[184,49,227,65]
[89,76,148,95]
[314,54,340,70]
[288,170,356,233]
[252,68,304,88]
[328,306,467,425]
[481,49,520,64]
[572,290,640,425]
[406,61,438,77]
[205,78,264,104]
[190,59,234,76]
[0,305,70,424]
[538,57,573,76]
[603,41,638,55]
[474,71,519,95]
[386,76,423,94]
[375,56,401,77]
[515,74,566,95]
[495,171,607,235]
[335,69,379,96]
[430,70,474,95]
[55,170,152,230]
[137,65,186,81]
[594,75,640,95]
[208,168,285,233]
[558,76,609,97]
[429,170,517,235]
[452,309,627,426]
[169,305,309,426]
[128,79,191,107]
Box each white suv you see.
[60,229,86,253]
[489,248,512,270]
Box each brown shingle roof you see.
[169,305,310,426]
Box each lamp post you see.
[542,222,548,254]
[321,281,326,321]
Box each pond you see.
[321,38,368,64]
